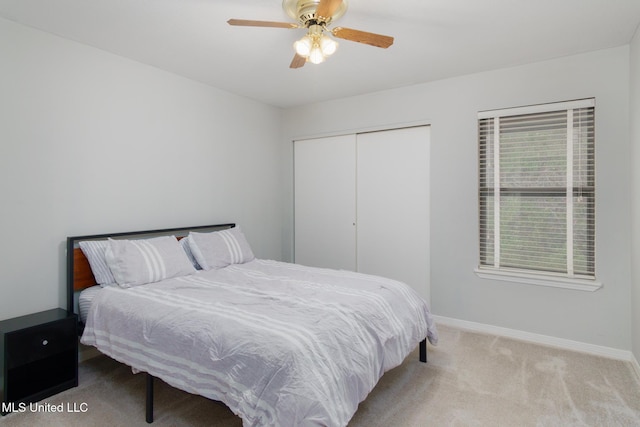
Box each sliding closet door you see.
[356,126,430,302]
[294,135,357,270]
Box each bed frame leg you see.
[146,373,154,423]
[419,338,427,363]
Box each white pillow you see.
[105,236,196,287]
[188,227,255,270]
[78,240,117,287]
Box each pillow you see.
[188,227,255,270]
[78,240,117,287]
[179,235,201,270]
[105,236,196,287]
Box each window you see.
[477,99,598,290]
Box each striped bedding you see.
[81,259,438,427]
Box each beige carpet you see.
[2,325,640,426]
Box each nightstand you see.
[0,308,78,415]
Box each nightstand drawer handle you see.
[42,339,49,346]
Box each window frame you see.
[475,99,601,292]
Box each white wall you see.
[283,47,632,350]
[630,25,640,362]
[0,18,284,320]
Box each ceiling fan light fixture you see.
[294,24,337,65]
[293,25,338,64]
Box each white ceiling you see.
[1,0,640,108]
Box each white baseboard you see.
[434,315,635,362]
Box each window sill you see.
[474,267,602,292]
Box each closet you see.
[294,125,430,302]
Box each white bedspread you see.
[81,259,438,427]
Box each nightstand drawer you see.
[6,318,76,369]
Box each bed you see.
[67,223,438,426]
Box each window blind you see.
[478,99,595,279]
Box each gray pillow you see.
[79,240,117,287]
[179,235,201,270]
[105,236,196,287]
[188,227,255,270]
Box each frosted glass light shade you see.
[320,36,337,56]
[309,46,325,64]
[294,36,312,56]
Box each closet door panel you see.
[294,135,357,270]
[356,126,430,302]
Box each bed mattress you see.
[81,259,437,427]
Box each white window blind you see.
[478,99,595,280]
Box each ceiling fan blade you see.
[332,27,394,48]
[290,53,307,69]
[227,19,298,29]
[315,0,344,21]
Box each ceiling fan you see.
[228,0,394,68]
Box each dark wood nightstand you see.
[0,308,78,415]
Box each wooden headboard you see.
[72,247,98,291]
[66,223,235,315]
